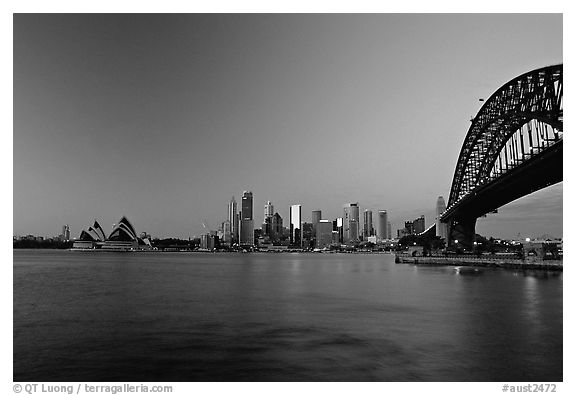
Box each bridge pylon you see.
[446,216,476,251]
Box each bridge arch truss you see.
[447,64,563,211]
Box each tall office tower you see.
[271,212,283,240]
[387,221,392,240]
[264,201,274,219]
[240,191,254,246]
[228,197,238,243]
[435,196,448,240]
[343,203,360,243]
[241,191,253,220]
[316,220,334,249]
[222,220,231,244]
[262,201,274,237]
[262,217,271,237]
[302,222,314,247]
[311,210,322,234]
[363,210,373,239]
[336,217,344,243]
[240,219,254,246]
[377,210,388,240]
[235,212,241,242]
[413,215,426,234]
[290,204,302,247]
[331,231,340,245]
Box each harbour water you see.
[13,250,562,382]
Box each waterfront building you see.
[240,191,254,246]
[335,217,344,244]
[262,201,274,237]
[241,191,253,221]
[363,210,374,239]
[72,220,106,249]
[228,197,238,244]
[387,221,392,241]
[271,212,283,241]
[72,216,151,251]
[290,204,302,247]
[331,231,340,245]
[254,228,262,243]
[222,220,231,244]
[316,220,333,249]
[264,201,274,219]
[235,213,241,241]
[343,203,360,243]
[102,216,139,251]
[413,215,426,234]
[404,221,414,235]
[87,220,106,242]
[262,216,271,237]
[73,230,98,249]
[435,196,448,240]
[302,222,314,248]
[201,233,219,250]
[239,219,254,246]
[377,210,388,240]
[311,210,322,233]
[60,224,70,242]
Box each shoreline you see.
[395,254,563,271]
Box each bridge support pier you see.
[448,216,477,252]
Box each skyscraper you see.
[241,191,253,221]
[262,217,271,237]
[222,220,231,244]
[290,204,302,247]
[228,197,238,244]
[343,203,360,243]
[387,221,392,241]
[436,196,448,240]
[316,220,333,249]
[264,201,274,219]
[240,191,254,246]
[263,201,274,237]
[336,217,344,244]
[271,212,283,241]
[311,210,322,233]
[376,210,388,240]
[363,210,373,239]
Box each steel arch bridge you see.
[439,64,563,249]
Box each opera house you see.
[72,216,152,251]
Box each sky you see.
[13,13,563,239]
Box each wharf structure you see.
[395,239,562,271]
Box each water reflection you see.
[13,250,562,382]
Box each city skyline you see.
[13,14,563,239]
